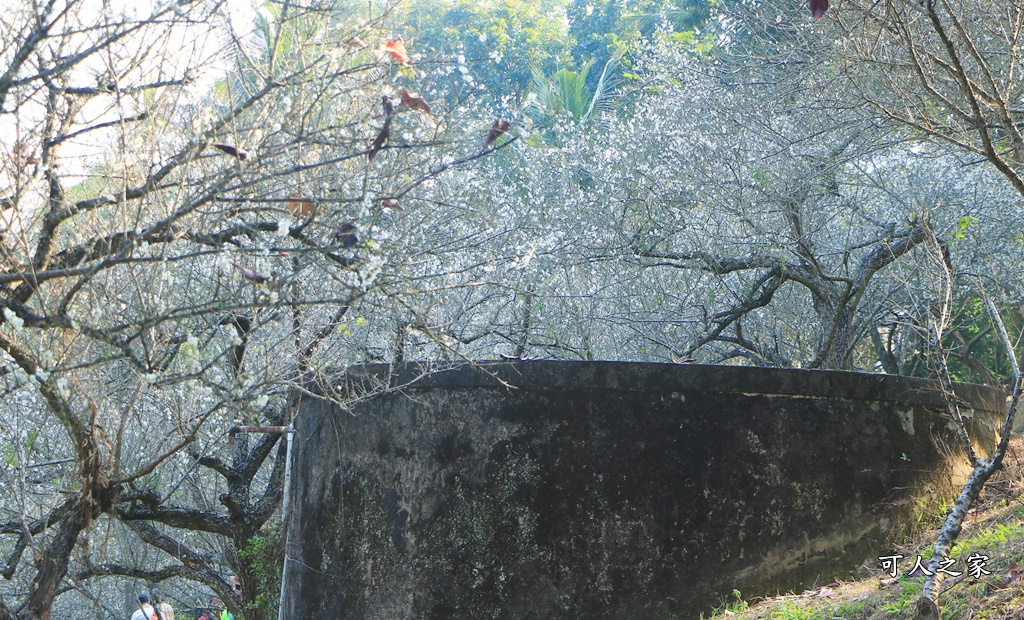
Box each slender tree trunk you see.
[914,296,1024,616]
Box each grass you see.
[704,437,1024,620]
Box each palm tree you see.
[525,56,619,140]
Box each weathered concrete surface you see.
[281,362,1004,619]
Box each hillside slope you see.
[707,438,1024,620]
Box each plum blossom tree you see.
[830,0,1024,614]
[0,0,504,617]
[395,24,1021,372]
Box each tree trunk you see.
[237,560,265,620]
[22,503,87,620]
[814,293,857,370]
[825,303,856,370]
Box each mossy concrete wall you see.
[281,362,1004,619]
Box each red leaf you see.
[809,0,829,18]
[384,36,410,66]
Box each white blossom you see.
[3,308,23,330]
[217,251,233,272]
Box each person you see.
[130,593,155,620]
[151,589,175,620]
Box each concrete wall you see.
[281,362,1004,619]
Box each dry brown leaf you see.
[481,118,511,151]
[398,88,431,115]
[1009,563,1023,586]
[368,122,390,161]
[212,143,248,160]
[288,194,314,217]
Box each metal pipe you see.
[226,425,292,448]
[223,421,296,618]
[276,422,295,620]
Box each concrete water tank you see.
[280,361,1004,618]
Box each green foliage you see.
[762,601,818,619]
[952,215,977,244]
[749,166,772,188]
[947,298,1022,383]
[527,59,596,122]
[1,430,38,467]
[238,525,283,615]
[880,575,923,613]
[620,0,716,38]
[567,0,621,81]
[705,589,748,618]
[400,0,572,104]
[216,0,351,105]
[524,56,619,144]
[568,0,717,92]
[951,521,1024,558]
